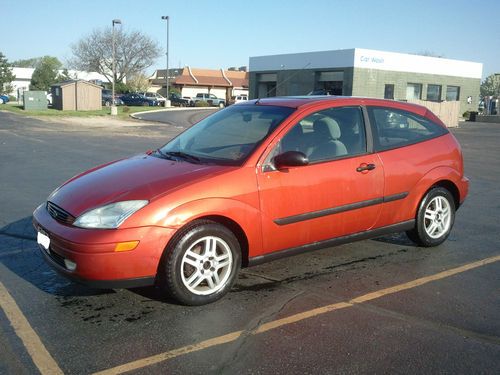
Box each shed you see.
[51,80,102,111]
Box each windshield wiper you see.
[155,148,176,160]
[165,151,201,164]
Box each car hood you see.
[48,154,228,217]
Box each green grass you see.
[0,102,163,119]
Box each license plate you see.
[37,231,50,250]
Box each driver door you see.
[256,106,384,254]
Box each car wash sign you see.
[353,48,482,78]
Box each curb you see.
[130,107,217,120]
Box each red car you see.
[33,97,469,305]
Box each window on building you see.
[367,107,448,152]
[406,83,422,100]
[446,86,460,101]
[257,73,277,98]
[384,84,395,99]
[427,84,442,102]
[312,71,344,96]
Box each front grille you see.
[46,201,75,225]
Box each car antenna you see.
[265,62,311,97]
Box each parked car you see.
[193,93,225,107]
[183,96,194,106]
[229,95,249,105]
[33,97,468,306]
[138,92,166,105]
[235,94,248,103]
[169,93,190,107]
[119,93,159,106]
[0,94,9,104]
[307,89,335,95]
[102,89,124,107]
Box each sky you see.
[1,0,499,79]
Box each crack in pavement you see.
[217,290,304,373]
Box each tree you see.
[412,51,445,58]
[0,52,15,94]
[126,72,151,92]
[480,74,500,97]
[30,56,62,91]
[11,57,41,68]
[70,28,161,84]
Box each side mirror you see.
[274,151,309,170]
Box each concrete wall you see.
[352,68,480,113]
[249,66,480,114]
[477,115,500,123]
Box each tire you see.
[406,187,455,247]
[0,98,4,104]
[160,220,241,305]
[142,102,149,106]
[219,102,225,108]
[104,100,111,107]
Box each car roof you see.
[241,96,429,114]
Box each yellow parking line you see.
[0,282,63,375]
[94,254,500,375]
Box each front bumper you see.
[33,203,175,289]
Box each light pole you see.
[111,19,121,115]
[161,16,170,107]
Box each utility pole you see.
[111,19,121,116]
[161,16,170,107]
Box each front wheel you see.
[219,102,225,108]
[406,187,455,247]
[160,220,241,305]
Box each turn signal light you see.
[114,241,139,252]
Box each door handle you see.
[356,163,376,172]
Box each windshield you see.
[159,105,294,166]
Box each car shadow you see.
[0,216,181,303]
[0,216,115,297]
[372,232,417,246]
[1,216,417,302]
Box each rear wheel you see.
[142,101,149,106]
[406,187,455,247]
[160,220,241,305]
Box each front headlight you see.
[73,200,148,229]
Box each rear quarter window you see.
[367,106,448,151]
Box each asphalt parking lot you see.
[0,109,499,374]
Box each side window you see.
[264,106,366,170]
[368,106,448,151]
